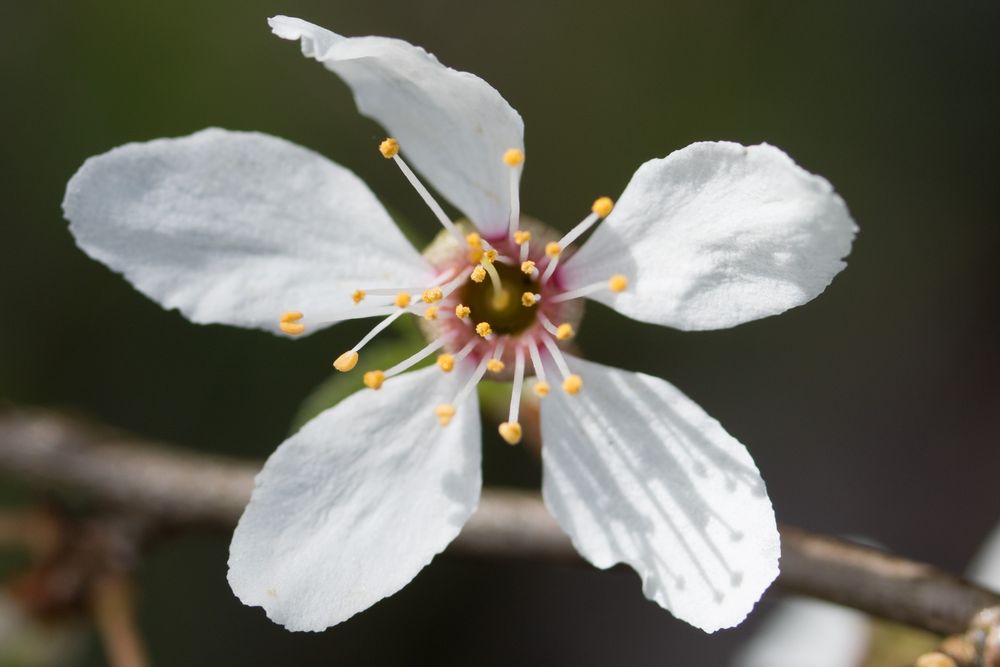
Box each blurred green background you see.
[1,0,998,664]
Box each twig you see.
[0,405,997,635]
[90,573,150,667]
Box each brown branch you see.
[0,405,997,636]
[90,573,150,667]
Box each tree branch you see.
[0,405,996,635]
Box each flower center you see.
[458,256,539,335]
[279,140,629,447]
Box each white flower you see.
[61,15,857,634]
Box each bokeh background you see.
[2,0,998,664]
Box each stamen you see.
[526,339,550,398]
[556,323,574,340]
[562,374,583,395]
[550,274,630,303]
[455,304,472,319]
[558,197,614,249]
[454,339,478,363]
[540,242,563,284]
[475,322,493,338]
[335,308,410,370]
[438,272,467,299]
[385,338,447,379]
[541,336,582,395]
[609,274,628,292]
[354,268,457,299]
[466,232,484,263]
[439,354,491,426]
[363,370,385,390]
[521,292,539,307]
[435,403,456,426]
[333,351,359,372]
[437,354,454,372]
[507,346,526,426]
[421,287,444,303]
[498,422,522,446]
[591,196,614,218]
[520,260,537,277]
[537,311,561,337]
[381,138,463,243]
[513,230,531,245]
[504,148,524,239]
[378,138,399,158]
[279,311,305,336]
[423,306,439,321]
[394,292,411,308]
[540,198,616,286]
[499,348,526,441]
[503,148,525,166]
[470,266,487,283]
[486,339,506,374]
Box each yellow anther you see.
[533,382,550,398]
[466,232,482,248]
[379,137,399,158]
[421,287,443,303]
[279,321,305,335]
[483,249,498,263]
[475,322,492,338]
[498,422,522,445]
[503,148,524,166]
[608,274,628,293]
[394,292,412,308]
[520,260,536,275]
[591,196,614,217]
[468,246,484,263]
[486,359,505,373]
[423,306,439,321]
[470,266,487,283]
[279,311,305,335]
[521,292,537,307]
[545,242,561,257]
[436,354,455,372]
[562,374,583,395]
[513,230,532,245]
[556,323,574,340]
[333,351,359,373]
[435,403,456,426]
[352,289,366,304]
[363,370,385,390]
[455,304,471,319]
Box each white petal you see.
[732,597,871,667]
[563,142,857,331]
[540,355,779,632]
[227,365,481,631]
[269,16,524,236]
[64,128,431,334]
[968,521,1000,590]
